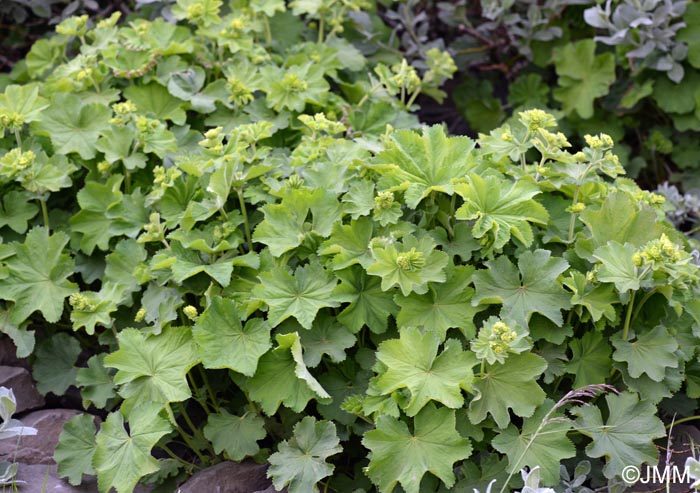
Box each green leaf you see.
[0,191,38,234]
[576,192,663,260]
[253,188,341,257]
[394,265,480,340]
[562,271,617,323]
[76,354,116,409]
[203,410,266,461]
[334,266,398,334]
[592,242,642,292]
[298,313,356,367]
[572,392,666,479]
[472,250,571,328]
[193,296,271,376]
[33,94,112,159]
[565,331,612,388]
[33,332,80,396]
[104,327,198,412]
[246,332,330,415]
[261,63,329,112]
[612,326,679,382]
[54,414,97,486]
[268,416,342,493]
[123,82,186,125]
[468,353,547,428]
[552,40,616,118]
[153,241,233,286]
[492,400,575,485]
[372,327,475,416]
[455,174,549,251]
[94,403,173,493]
[367,235,449,296]
[372,125,476,208]
[0,84,48,125]
[678,3,700,69]
[70,176,147,255]
[320,217,375,270]
[0,309,34,359]
[362,403,472,493]
[0,227,77,324]
[253,262,341,330]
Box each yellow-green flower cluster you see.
[56,15,89,37]
[299,113,346,135]
[633,234,683,267]
[183,305,199,321]
[396,247,425,272]
[0,111,25,131]
[0,149,35,181]
[519,109,557,133]
[584,133,614,151]
[69,293,97,313]
[488,321,518,354]
[374,191,395,210]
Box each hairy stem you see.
[236,188,252,251]
[622,290,636,341]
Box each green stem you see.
[158,442,200,469]
[187,372,211,415]
[317,16,325,43]
[39,199,49,230]
[236,188,252,251]
[686,224,700,236]
[479,359,486,378]
[405,88,421,108]
[14,129,22,148]
[666,415,700,428]
[631,287,657,323]
[567,186,581,242]
[198,366,220,412]
[125,169,131,194]
[178,403,216,459]
[262,16,272,44]
[622,290,637,341]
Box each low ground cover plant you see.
[1,1,700,493]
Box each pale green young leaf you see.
[334,266,398,334]
[203,410,266,461]
[492,400,575,485]
[193,296,271,376]
[592,242,642,292]
[94,403,172,493]
[123,82,186,125]
[472,250,571,328]
[153,241,233,286]
[54,414,97,486]
[0,309,35,359]
[33,332,80,396]
[572,392,666,479]
[268,416,342,493]
[367,235,449,296]
[33,94,111,159]
[455,174,549,251]
[245,332,330,415]
[0,84,48,124]
[0,227,78,324]
[320,217,374,270]
[362,403,472,493]
[253,262,341,330]
[562,271,617,323]
[104,327,198,412]
[95,126,147,170]
[576,192,663,260]
[372,125,477,208]
[468,353,548,428]
[141,283,183,332]
[394,265,480,341]
[373,327,475,416]
[678,2,700,69]
[612,326,679,382]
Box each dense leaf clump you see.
[1,2,699,493]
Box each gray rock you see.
[0,366,44,413]
[12,464,153,492]
[0,338,30,369]
[177,461,271,493]
[0,409,91,465]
